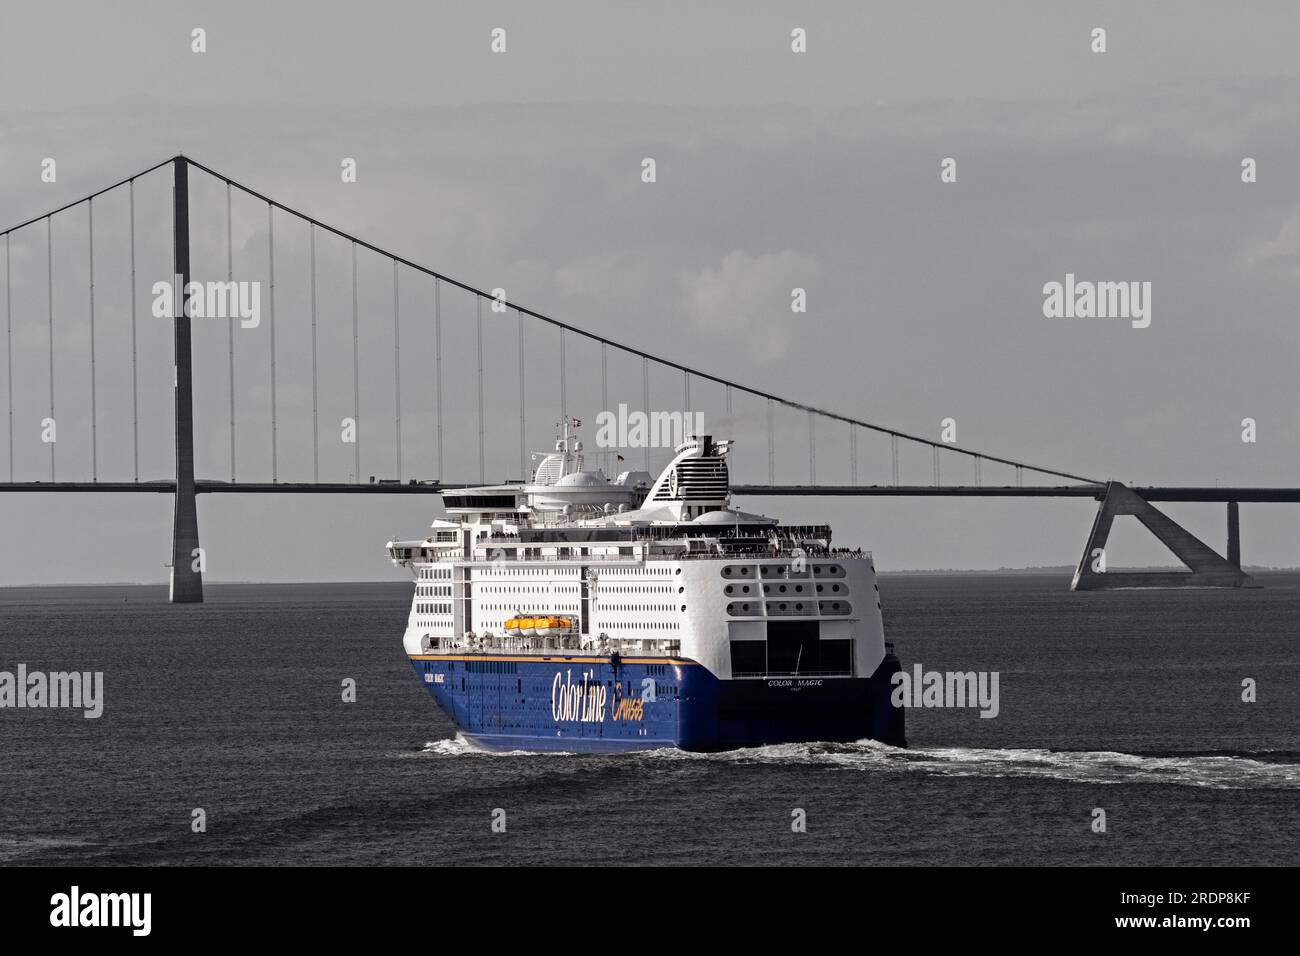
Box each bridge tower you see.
[1071,482,1253,590]
[169,156,203,603]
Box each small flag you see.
[617,454,625,463]
[572,418,582,427]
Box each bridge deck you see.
[2,481,1299,502]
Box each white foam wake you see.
[408,735,1299,788]
[415,733,576,758]
[641,741,1300,789]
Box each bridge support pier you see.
[1227,500,1240,569]
[1071,482,1254,590]
[169,156,203,603]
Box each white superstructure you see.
[388,421,886,682]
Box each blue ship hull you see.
[410,652,906,752]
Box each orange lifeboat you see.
[505,614,573,637]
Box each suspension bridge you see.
[1,156,1295,600]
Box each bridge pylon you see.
[1071,482,1254,590]
[169,156,203,603]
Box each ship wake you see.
[415,734,576,758]
[411,735,1300,789]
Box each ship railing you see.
[420,637,682,657]
[422,548,874,564]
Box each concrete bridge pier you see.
[169,156,203,603]
[1227,500,1241,569]
[1071,482,1254,590]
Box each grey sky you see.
[2,1,1299,584]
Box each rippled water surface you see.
[2,574,1297,865]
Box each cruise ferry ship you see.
[387,421,905,752]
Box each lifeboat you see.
[504,614,572,637]
[533,616,573,637]
[504,615,535,636]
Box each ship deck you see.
[417,637,682,657]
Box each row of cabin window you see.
[479,567,581,576]
[724,582,845,595]
[480,604,579,612]
[477,584,580,592]
[598,621,681,630]
[597,603,678,612]
[468,566,680,578]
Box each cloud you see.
[679,249,820,362]
[553,252,652,300]
[1240,208,1300,279]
